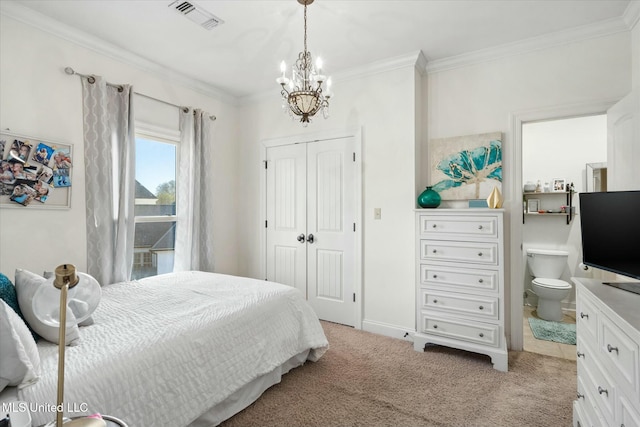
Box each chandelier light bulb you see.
[316,57,323,74]
[280,60,286,78]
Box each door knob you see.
[297,233,305,243]
[306,233,315,244]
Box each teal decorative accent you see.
[0,272,39,341]
[417,186,441,208]
[528,317,576,345]
[433,139,502,199]
[0,273,22,317]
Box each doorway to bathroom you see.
[520,114,606,360]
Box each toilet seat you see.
[532,278,572,290]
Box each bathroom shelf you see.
[522,190,574,225]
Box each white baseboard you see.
[362,319,415,342]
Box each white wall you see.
[522,115,607,307]
[237,63,419,336]
[0,15,240,278]
[423,32,631,345]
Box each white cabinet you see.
[573,278,640,427]
[414,209,508,372]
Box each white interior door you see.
[265,137,356,326]
[307,138,355,326]
[265,144,307,294]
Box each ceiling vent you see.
[169,1,224,30]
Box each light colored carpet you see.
[221,321,576,427]
[528,317,577,345]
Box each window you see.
[132,133,178,279]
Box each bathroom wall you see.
[522,114,607,308]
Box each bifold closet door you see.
[265,137,356,326]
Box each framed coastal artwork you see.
[429,132,502,200]
[0,130,73,209]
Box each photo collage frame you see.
[0,131,73,209]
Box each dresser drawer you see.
[576,291,599,344]
[420,240,498,265]
[579,355,616,426]
[419,314,500,347]
[619,395,640,427]
[420,289,499,320]
[575,377,596,427]
[599,312,639,396]
[420,264,498,293]
[418,215,498,239]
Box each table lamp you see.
[32,264,104,427]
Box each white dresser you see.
[573,278,640,427]
[413,209,508,372]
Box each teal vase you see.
[417,186,441,208]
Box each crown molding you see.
[426,15,631,74]
[624,0,640,30]
[239,51,426,106]
[0,1,238,106]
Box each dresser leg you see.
[491,353,508,372]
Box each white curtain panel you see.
[174,109,215,272]
[82,76,135,286]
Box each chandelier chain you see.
[303,3,308,54]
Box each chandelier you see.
[277,0,332,125]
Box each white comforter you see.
[20,271,328,426]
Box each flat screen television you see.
[579,191,640,292]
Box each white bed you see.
[8,271,328,426]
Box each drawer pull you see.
[479,305,484,310]
[433,299,438,304]
[478,225,483,230]
[477,252,483,257]
[432,224,437,228]
[433,324,438,329]
[607,344,619,354]
[432,249,437,254]
[576,351,585,358]
[479,333,484,338]
[597,386,608,396]
[580,312,589,319]
[478,279,484,283]
[432,274,438,279]
[576,392,585,399]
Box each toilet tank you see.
[526,248,569,278]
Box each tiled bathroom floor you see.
[523,305,577,361]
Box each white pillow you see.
[0,300,40,391]
[15,269,80,346]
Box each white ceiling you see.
[4,0,636,100]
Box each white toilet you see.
[526,248,572,322]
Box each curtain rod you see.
[64,67,216,121]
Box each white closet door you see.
[265,137,356,327]
[266,144,307,295]
[307,137,355,326]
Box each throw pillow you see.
[15,269,80,346]
[1,272,38,341]
[0,300,40,392]
[0,272,23,318]
[43,271,94,327]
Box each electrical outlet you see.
[374,208,381,220]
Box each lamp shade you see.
[32,269,100,327]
